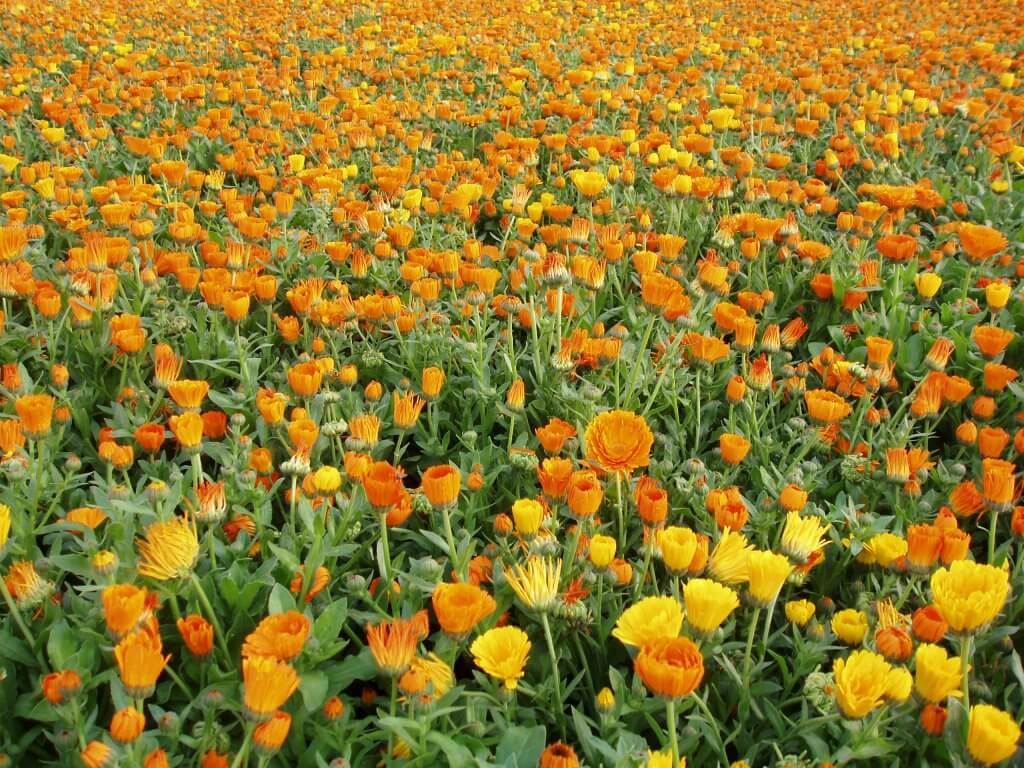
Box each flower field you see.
[1,0,1023,765]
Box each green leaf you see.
[268,583,297,614]
[496,725,545,767]
[314,599,348,645]
[46,620,76,668]
[299,671,329,712]
[426,732,474,767]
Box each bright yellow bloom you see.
[833,650,897,718]
[707,529,752,585]
[657,526,698,572]
[779,511,829,564]
[967,704,1021,766]
[859,533,907,567]
[470,626,531,690]
[832,609,869,646]
[785,599,816,627]
[746,551,793,606]
[930,560,1009,634]
[913,643,963,704]
[683,579,739,636]
[504,557,562,612]
[136,515,199,580]
[613,595,684,648]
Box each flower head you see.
[584,410,653,474]
[470,626,531,690]
[242,655,300,721]
[683,579,739,636]
[635,636,704,698]
[613,595,684,648]
[504,557,562,612]
[930,560,1009,634]
[242,611,311,662]
[136,515,199,581]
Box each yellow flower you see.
[779,511,829,564]
[470,626,531,690]
[833,649,897,718]
[886,667,912,702]
[859,533,907,567]
[504,557,561,612]
[647,750,684,768]
[0,503,10,555]
[511,499,543,537]
[832,609,869,646]
[913,644,963,704]
[683,579,739,636]
[136,515,199,581]
[930,560,1009,634]
[588,535,616,568]
[746,551,793,606]
[657,527,698,573]
[613,595,684,648]
[708,529,752,585]
[784,599,816,627]
[407,653,454,701]
[967,704,1021,766]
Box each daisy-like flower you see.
[503,557,562,613]
[779,511,830,564]
[136,515,199,581]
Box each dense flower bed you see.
[0,0,1022,765]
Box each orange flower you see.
[981,458,1015,510]
[81,741,115,768]
[634,636,705,698]
[567,470,603,518]
[421,366,445,399]
[959,223,1008,261]
[538,457,573,498]
[421,464,462,508]
[719,433,751,464]
[242,655,300,721]
[972,325,1014,358]
[253,710,292,753]
[535,418,577,454]
[584,410,653,474]
[393,391,426,429]
[102,584,150,637]
[287,361,323,397]
[114,623,170,698]
[362,461,405,510]
[366,616,421,676]
[242,611,311,662]
[169,411,204,450]
[14,394,54,437]
[168,379,209,411]
[42,669,81,704]
[177,615,214,658]
[804,389,852,423]
[134,423,166,454]
[431,582,496,636]
[110,706,146,743]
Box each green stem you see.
[539,612,563,732]
[379,511,394,594]
[960,635,972,739]
[190,573,232,664]
[665,698,679,766]
[741,606,762,693]
[229,722,254,768]
[622,314,657,408]
[987,507,999,564]
[615,472,626,551]
[0,578,45,668]
[440,505,461,579]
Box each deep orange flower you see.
[366,616,421,676]
[431,582,496,636]
[804,389,852,423]
[287,361,323,397]
[14,394,54,437]
[584,410,653,474]
[535,418,577,454]
[421,464,462,508]
[362,461,405,510]
[959,223,1008,261]
[177,615,214,658]
[242,611,311,661]
[634,636,705,698]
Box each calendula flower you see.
[584,410,653,474]
[832,609,869,645]
[657,526,699,573]
[4,560,54,608]
[242,655,300,721]
[80,741,116,768]
[470,626,531,690]
[833,649,902,718]
[613,595,684,648]
[15,394,54,437]
[504,557,562,612]
[746,551,794,606]
[431,582,496,637]
[635,636,704,697]
[177,615,214,658]
[252,710,291,754]
[102,584,150,637]
[785,599,816,627]
[913,644,963,703]
[780,511,829,564]
[707,529,752,585]
[930,560,1009,634]
[110,706,145,743]
[966,704,1021,766]
[366,616,422,676]
[242,611,311,661]
[136,515,199,581]
[683,579,739,636]
[539,743,579,768]
[114,623,169,698]
[421,464,461,508]
[511,498,544,536]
